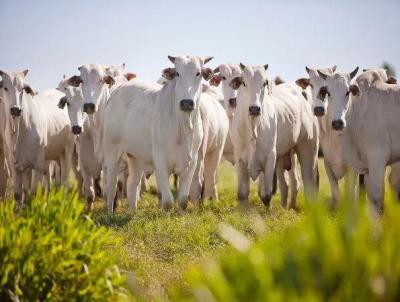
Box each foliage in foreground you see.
[175,197,400,302]
[0,189,128,302]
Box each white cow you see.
[317,67,400,212]
[0,70,74,202]
[189,84,229,201]
[211,64,302,208]
[102,55,213,212]
[229,64,319,207]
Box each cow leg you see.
[80,166,95,211]
[154,163,174,211]
[203,148,223,200]
[0,149,8,200]
[276,157,288,208]
[237,159,250,205]
[104,152,120,214]
[178,156,199,210]
[297,142,318,201]
[22,169,32,196]
[31,169,44,195]
[71,149,83,196]
[288,158,301,210]
[260,151,277,207]
[344,168,358,203]
[14,170,24,204]
[61,144,73,191]
[366,160,386,214]
[140,175,147,195]
[189,153,204,202]
[126,156,142,210]
[324,160,340,208]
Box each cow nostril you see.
[332,120,345,131]
[71,125,82,135]
[180,99,195,112]
[313,107,325,117]
[229,98,237,108]
[249,106,261,116]
[10,107,22,117]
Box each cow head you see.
[0,69,35,117]
[210,63,242,119]
[71,64,115,114]
[58,75,86,135]
[296,65,337,117]
[165,55,213,113]
[229,63,270,116]
[317,67,359,131]
[105,63,126,77]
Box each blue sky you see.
[1,0,399,90]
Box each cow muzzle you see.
[83,103,96,114]
[313,106,325,117]
[71,125,82,135]
[229,98,237,108]
[180,99,194,112]
[332,119,345,131]
[10,106,22,117]
[249,105,261,116]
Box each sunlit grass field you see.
[91,159,334,299]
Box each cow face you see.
[105,63,126,77]
[166,55,213,113]
[210,64,242,119]
[72,64,114,114]
[296,65,337,117]
[318,67,359,131]
[0,69,34,117]
[230,64,270,118]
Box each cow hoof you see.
[86,197,94,211]
[14,193,21,202]
[162,201,174,212]
[179,200,188,211]
[261,194,272,207]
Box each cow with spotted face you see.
[0,69,74,202]
[230,63,319,207]
[318,67,400,212]
[102,55,212,212]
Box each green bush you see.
[175,197,400,302]
[0,189,128,302]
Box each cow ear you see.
[386,77,397,84]
[295,78,310,89]
[213,66,220,74]
[23,84,36,96]
[210,74,222,87]
[305,66,311,74]
[122,63,126,68]
[162,68,177,80]
[103,75,115,87]
[264,64,269,71]
[67,75,83,87]
[168,56,176,64]
[349,67,359,80]
[331,65,337,73]
[229,77,243,90]
[124,73,136,81]
[317,70,329,80]
[201,67,214,81]
[58,96,68,109]
[239,63,246,70]
[22,69,29,77]
[349,84,360,96]
[203,56,213,64]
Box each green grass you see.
[89,160,336,300]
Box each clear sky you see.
[1,0,399,90]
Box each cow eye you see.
[243,82,246,87]
[222,76,226,80]
[4,87,8,91]
[196,71,201,76]
[176,72,180,77]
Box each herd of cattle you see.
[0,56,399,214]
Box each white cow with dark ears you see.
[0,69,74,202]
[318,67,400,212]
[102,55,212,212]
[229,63,319,207]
